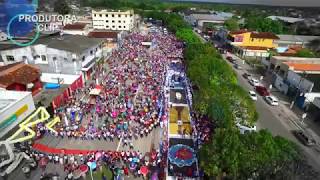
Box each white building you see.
[0,91,36,139]
[0,34,104,84]
[92,9,135,31]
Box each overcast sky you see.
[173,0,320,7]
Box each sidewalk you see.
[230,53,320,144]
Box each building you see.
[267,16,304,24]
[268,56,320,95]
[0,34,104,84]
[0,91,36,139]
[228,30,279,58]
[63,23,91,36]
[87,30,119,55]
[276,35,320,50]
[184,12,233,30]
[92,9,135,31]
[0,63,42,96]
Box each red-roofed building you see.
[88,30,120,53]
[63,23,90,36]
[0,62,42,96]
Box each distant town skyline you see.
[170,0,320,7]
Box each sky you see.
[172,0,320,7]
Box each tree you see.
[224,18,239,31]
[296,49,316,58]
[245,16,284,34]
[54,0,70,15]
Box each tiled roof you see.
[229,30,249,35]
[0,63,41,88]
[63,23,87,30]
[251,32,280,40]
[284,62,320,72]
[87,31,118,39]
[240,46,269,50]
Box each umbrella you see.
[140,166,149,176]
[95,152,102,161]
[79,164,89,173]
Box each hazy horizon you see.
[170,0,320,7]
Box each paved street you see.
[223,53,320,172]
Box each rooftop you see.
[0,63,40,88]
[284,62,320,72]
[250,32,279,40]
[0,90,32,113]
[87,31,118,39]
[63,23,87,30]
[267,16,304,24]
[277,35,320,43]
[190,13,230,22]
[0,34,104,54]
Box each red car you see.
[255,86,270,96]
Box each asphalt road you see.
[223,54,320,173]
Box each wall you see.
[274,74,289,94]
[0,46,31,65]
[287,70,314,93]
[41,73,81,85]
[0,91,36,138]
[92,10,134,31]
[231,32,277,48]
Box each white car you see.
[265,96,279,106]
[249,91,257,101]
[249,78,260,87]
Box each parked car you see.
[255,86,270,96]
[242,73,252,80]
[234,64,242,69]
[264,95,279,106]
[293,130,316,146]
[226,56,233,61]
[249,91,257,101]
[249,78,260,86]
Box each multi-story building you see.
[0,34,104,84]
[227,30,280,58]
[92,9,135,31]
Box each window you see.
[90,50,93,55]
[72,59,76,62]
[106,25,109,28]
[34,55,40,60]
[112,14,114,17]
[53,57,57,61]
[22,56,27,60]
[64,58,68,61]
[99,14,102,17]
[251,38,254,42]
[123,26,126,29]
[94,14,96,17]
[41,55,47,61]
[112,20,115,23]
[106,20,109,23]
[112,25,115,28]
[118,14,121,17]
[82,56,85,61]
[123,20,126,23]
[7,56,14,61]
[118,20,121,23]
[105,14,108,17]
[125,15,127,18]
[119,26,122,28]
[130,14,133,17]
